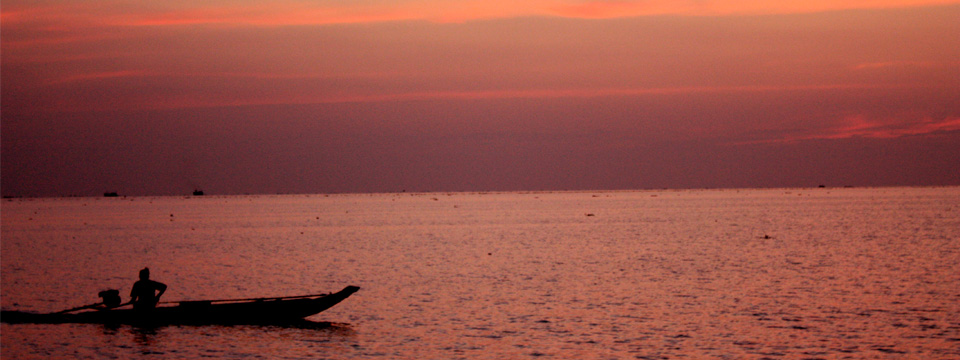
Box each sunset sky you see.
[2,1,959,196]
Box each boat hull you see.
[2,286,359,326]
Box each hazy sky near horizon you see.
[2,1,959,196]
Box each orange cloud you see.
[126,4,419,26]
[5,0,960,29]
[552,0,960,17]
[550,1,695,18]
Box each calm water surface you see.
[2,188,959,359]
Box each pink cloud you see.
[852,61,957,70]
[34,82,905,113]
[829,115,960,139]
[42,69,400,87]
[737,115,960,145]
[47,70,147,85]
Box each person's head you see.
[139,268,150,280]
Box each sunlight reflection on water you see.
[2,188,959,358]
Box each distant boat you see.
[1,286,359,326]
[104,192,119,197]
[192,190,204,196]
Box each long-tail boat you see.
[1,286,359,326]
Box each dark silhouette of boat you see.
[193,189,204,196]
[1,286,359,326]
[104,192,119,197]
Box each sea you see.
[1,187,958,359]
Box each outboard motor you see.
[99,290,121,308]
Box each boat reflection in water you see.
[1,286,359,326]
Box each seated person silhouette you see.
[130,268,167,311]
